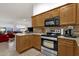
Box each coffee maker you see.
[64,26,74,37]
[64,29,73,37]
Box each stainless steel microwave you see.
[44,16,60,27]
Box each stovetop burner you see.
[41,34,57,38]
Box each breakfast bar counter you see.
[15,33,42,36]
[15,33,41,53]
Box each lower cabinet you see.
[58,38,76,56]
[32,35,41,51]
[16,35,32,53]
[75,47,79,55]
[16,35,41,53]
[23,36,32,50]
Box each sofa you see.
[0,34,9,42]
[0,32,15,42]
[7,32,15,38]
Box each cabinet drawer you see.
[58,39,75,46]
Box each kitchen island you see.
[15,33,41,53]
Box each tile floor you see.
[0,41,45,56]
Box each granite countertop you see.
[58,36,79,46]
[58,36,79,40]
[15,33,44,36]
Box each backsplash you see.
[74,25,79,36]
[60,25,79,36]
[45,27,61,33]
[33,25,79,36]
[44,25,79,36]
[33,27,45,33]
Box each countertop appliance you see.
[41,32,60,56]
[64,29,73,37]
[64,28,76,38]
[27,27,33,32]
[64,26,77,38]
[45,16,60,27]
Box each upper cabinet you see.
[32,8,60,27]
[77,4,79,25]
[32,3,77,27]
[49,8,60,18]
[32,14,44,27]
[36,14,44,27]
[41,11,51,26]
[32,16,37,27]
[60,4,76,25]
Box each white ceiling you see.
[0,3,33,26]
[0,3,33,19]
[33,3,67,15]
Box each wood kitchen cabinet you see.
[32,16,39,27]
[16,35,41,53]
[58,38,76,56]
[40,12,50,26]
[41,8,60,26]
[75,47,79,55]
[32,3,77,27]
[77,4,79,25]
[32,8,60,27]
[49,8,60,18]
[32,35,41,51]
[16,35,32,53]
[32,14,44,27]
[32,13,49,27]
[42,11,50,19]
[36,15,44,27]
[32,16,38,27]
[60,4,76,25]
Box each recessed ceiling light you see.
[23,19,26,21]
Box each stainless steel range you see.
[41,33,60,56]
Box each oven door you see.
[41,38,58,51]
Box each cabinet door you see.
[49,8,60,18]
[32,16,38,27]
[58,45,74,56]
[16,36,23,53]
[22,36,30,50]
[58,39,75,56]
[41,12,50,26]
[58,45,66,56]
[75,47,79,55]
[36,14,44,27]
[28,36,32,48]
[77,4,79,25]
[16,35,32,53]
[42,12,50,19]
[33,35,41,51]
[60,4,76,25]
[32,14,44,27]
[16,36,27,53]
[66,45,74,56]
